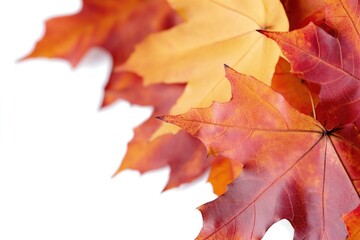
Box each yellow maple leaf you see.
[120,0,289,138]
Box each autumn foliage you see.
[25,0,360,239]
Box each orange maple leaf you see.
[121,0,289,139]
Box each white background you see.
[0,1,293,239]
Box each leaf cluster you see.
[25,0,360,239]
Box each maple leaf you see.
[23,0,178,68]
[121,0,289,138]
[343,204,360,240]
[159,66,360,239]
[260,0,360,130]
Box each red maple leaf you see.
[160,66,360,239]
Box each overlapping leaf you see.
[122,0,289,138]
[261,0,360,130]
[160,66,360,239]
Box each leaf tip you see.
[17,51,36,63]
[111,165,123,179]
[156,115,165,121]
[224,64,238,80]
[156,115,176,124]
[257,29,272,38]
